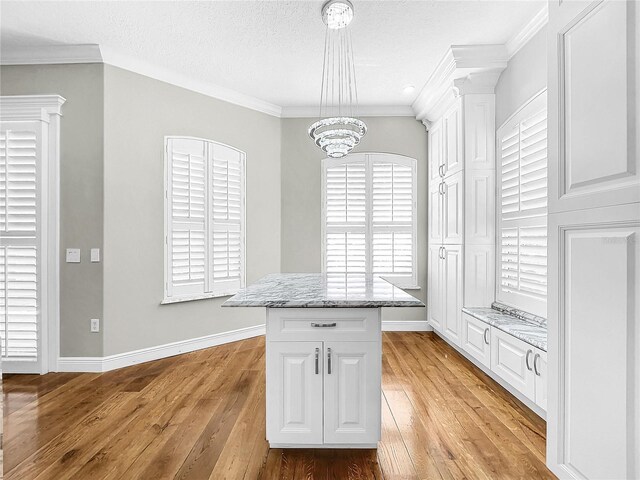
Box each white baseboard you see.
[57,324,266,373]
[382,320,432,332]
[56,320,430,373]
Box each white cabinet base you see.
[266,307,382,449]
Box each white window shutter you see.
[497,91,548,316]
[166,138,208,298]
[210,143,244,295]
[0,126,41,360]
[323,154,417,287]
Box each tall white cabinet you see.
[546,1,640,479]
[424,48,505,346]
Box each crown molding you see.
[505,4,549,60]
[1,44,283,117]
[411,44,507,123]
[0,94,66,121]
[0,44,103,65]
[280,104,414,118]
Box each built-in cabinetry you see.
[265,308,381,448]
[427,73,499,346]
[545,1,639,479]
[461,312,546,411]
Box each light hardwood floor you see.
[3,332,555,479]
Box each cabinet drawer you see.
[461,313,491,368]
[267,308,380,342]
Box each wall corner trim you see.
[505,5,549,60]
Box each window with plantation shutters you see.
[0,125,41,361]
[497,91,548,316]
[164,137,245,303]
[323,153,417,288]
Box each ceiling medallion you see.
[308,0,367,158]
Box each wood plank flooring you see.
[3,332,555,479]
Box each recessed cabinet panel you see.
[558,224,638,480]
[267,341,324,445]
[429,121,443,185]
[463,95,495,170]
[550,0,639,212]
[429,185,443,244]
[461,313,491,368]
[443,171,464,244]
[443,102,463,177]
[533,350,547,411]
[464,170,495,245]
[323,341,380,444]
[428,245,443,332]
[463,244,495,308]
[491,328,535,400]
[442,245,462,346]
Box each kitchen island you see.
[223,273,424,449]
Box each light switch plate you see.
[91,248,100,263]
[66,248,81,263]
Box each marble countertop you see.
[222,273,425,308]
[462,307,547,351]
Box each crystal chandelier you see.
[308,0,367,158]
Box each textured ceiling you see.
[0,1,545,108]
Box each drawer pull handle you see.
[315,347,319,375]
[525,350,533,371]
[311,322,337,328]
[483,328,489,345]
[327,347,332,374]
[533,353,540,377]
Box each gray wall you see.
[1,64,105,357]
[102,66,281,356]
[495,26,548,127]
[280,116,428,322]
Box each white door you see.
[0,122,46,374]
[266,341,323,445]
[533,348,547,411]
[442,170,464,244]
[427,244,443,332]
[461,313,491,368]
[442,244,462,346]
[443,101,463,177]
[323,341,381,445]
[491,328,535,400]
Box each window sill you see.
[161,292,237,305]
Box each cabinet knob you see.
[525,350,533,371]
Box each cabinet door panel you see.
[461,313,491,368]
[464,170,495,245]
[428,121,443,185]
[443,171,464,244]
[443,101,463,177]
[533,349,547,411]
[428,245,443,332]
[324,341,381,445]
[549,0,639,213]
[442,245,462,346]
[428,183,443,244]
[267,342,323,445]
[490,328,535,400]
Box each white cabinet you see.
[443,101,463,177]
[267,341,324,445]
[428,184,443,244]
[266,308,382,448]
[428,120,444,185]
[323,341,381,444]
[461,312,491,368]
[491,328,536,400]
[442,245,463,346]
[533,349,547,411]
[443,171,464,244]
[428,245,443,332]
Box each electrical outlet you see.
[90,318,100,333]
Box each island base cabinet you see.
[324,341,381,445]
[266,341,324,445]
